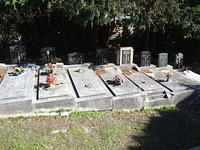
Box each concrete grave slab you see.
[99,67,144,110]
[0,68,35,114]
[153,70,200,92]
[148,68,200,105]
[33,68,76,109]
[68,68,112,110]
[126,72,165,93]
[100,68,141,96]
[125,71,171,108]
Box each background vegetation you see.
[0,0,199,69]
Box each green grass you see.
[0,105,200,150]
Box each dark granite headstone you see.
[68,52,84,65]
[96,49,111,65]
[41,47,56,64]
[174,53,184,69]
[158,53,168,67]
[140,51,151,67]
[10,45,26,64]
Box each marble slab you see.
[38,68,76,101]
[100,68,141,96]
[126,72,165,92]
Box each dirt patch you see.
[0,69,7,82]
[122,69,138,75]
[94,68,106,75]
[140,68,153,73]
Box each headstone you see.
[174,53,184,69]
[68,52,84,65]
[41,47,56,64]
[158,53,168,67]
[116,47,134,66]
[10,45,26,64]
[96,49,111,65]
[140,51,151,67]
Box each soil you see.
[0,69,7,82]
[94,68,106,75]
[140,68,153,73]
[122,69,138,75]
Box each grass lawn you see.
[0,105,200,150]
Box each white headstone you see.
[116,47,134,66]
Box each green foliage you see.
[181,4,200,39]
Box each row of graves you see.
[0,46,199,115]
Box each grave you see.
[140,51,151,67]
[34,68,76,109]
[158,53,168,67]
[174,53,184,69]
[10,45,26,64]
[68,67,112,110]
[96,48,112,65]
[125,71,170,107]
[116,47,134,66]
[68,52,84,65]
[151,68,200,105]
[0,68,35,114]
[41,47,56,64]
[99,67,144,110]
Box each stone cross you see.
[158,53,168,67]
[116,47,134,66]
[140,51,151,67]
[174,53,184,69]
[68,52,84,65]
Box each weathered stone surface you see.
[113,94,145,110]
[0,68,35,102]
[68,68,113,110]
[68,52,84,65]
[158,53,168,67]
[68,68,109,97]
[100,68,141,96]
[34,68,76,109]
[126,72,165,93]
[0,68,35,114]
[140,51,151,67]
[116,47,134,66]
[153,70,200,92]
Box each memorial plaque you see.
[41,47,56,64]
[116,47,134,66]
[174,53,184,69]
[68,52,84,65]
[140,51,151,67]
[100,68,141,96]
[10,45,26,64]
[96,49,112,65]
[158,53,168,67]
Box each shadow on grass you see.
[127,104,200,150]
